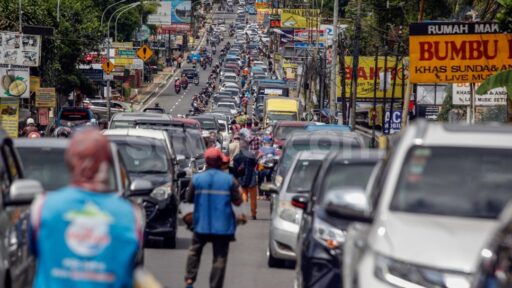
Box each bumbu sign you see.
[409,22,512,83]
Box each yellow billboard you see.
[337,56,408,100]
[280,9,319,28]
[409,22,512,83]
[0,98,19,138]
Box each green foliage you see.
[496,0,512,32]
[476,69,512,100]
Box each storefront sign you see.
[36,87,56,108]
[0,65,30,98]
[280,9,319,28]
[0,32,41,66]
[409,22,512,83]
[0,97,19,138]
[337,57,407,101]
[452,83,507,106]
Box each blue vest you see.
[31,187,140,288]
[192,169,236,235]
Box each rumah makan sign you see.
[409,22,512,83]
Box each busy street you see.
[1,0,512,288]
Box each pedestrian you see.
[233,135,259,220]
[241,77,246,89]
[229,133,241,161]
[29,129,144,288]
[184,148,243,288]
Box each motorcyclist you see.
[181,74,189,87]
[175,77,181,87]
[53,126,72,138]
[22,118,38,137]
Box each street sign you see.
[136,44,153,62]
[101,60,114,74]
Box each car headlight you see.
[277,201,301,224]
[150,185,172,201]
[312,218,346,250]
[374,253,471,288]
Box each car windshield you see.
[319,163,376,205]
[110,120,134,129]
[188,131,206,157]
[196,119,217,130]
[115,141,169,174]
[268,113,297,121]
[274,126,305,140]
[286,159,322,193]
[17,147,116,191]
[169,133,190,157]
[218,103,234,109]
[391,146,512,219]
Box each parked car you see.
[55,107,94,127]
[104,129,185,248]
[351,121,512,288]
[84,99,129,120]
[294,149,384,288]
[264,151,327,268]
[0,129,44,288]
[274,131,365,187]
[216,102,238,115]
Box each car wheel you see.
[267,245,285,268]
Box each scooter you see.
[194,77,200,86]
[181,80,188,90]
[175,81,181,93]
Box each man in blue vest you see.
[29,129,143,288]
[184,148,243,288]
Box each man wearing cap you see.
[184,148,243,288]
[29,129,143,288]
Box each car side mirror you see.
[128,179,154,197]
[6,179,44,206]
[260,183,279,194]
[291,195,309,210]
[324,188,373,223]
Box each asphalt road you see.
[145,201,294,288]
[143,10,295,288]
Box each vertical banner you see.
[0,97,19,138]
[38,108,49,126]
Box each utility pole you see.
[329,0,339,120]
[418,0,425,22]
[349,0,361,129]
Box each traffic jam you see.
[1,0,512,287]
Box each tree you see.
[496,0,512,32]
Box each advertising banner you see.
[0,65,30,98]
[36,87,56,108]
[147,0,173,24]
[280,9,319,28]
[337,57,407,100]
[116,49,136,58]
[0,32,41,67]
[255,0,270,9]
[452,83,507,106]
[409,22,512,83]
[172,0,192,24]
[320,25,334,46]
[111,42,133,49]
[257,9,271,24]
[30,76,40,93]
[0,97,19,138]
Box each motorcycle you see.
[181,78,189,90]
[202,62,207,70]
[193,77,199,86]
[257,154,279,196]
[174,81,181,93]
[212,48,217,55]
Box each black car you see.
[107,135,181,248]
[294,150,384,288]
[182,67,199,80]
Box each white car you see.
[220,81,240,90]
[220,72,239,83]
[352,121,512,288]
[216,102,238,115]
[218,24,226,32]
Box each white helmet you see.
[26,118,35,125]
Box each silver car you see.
[265,151,328,267]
